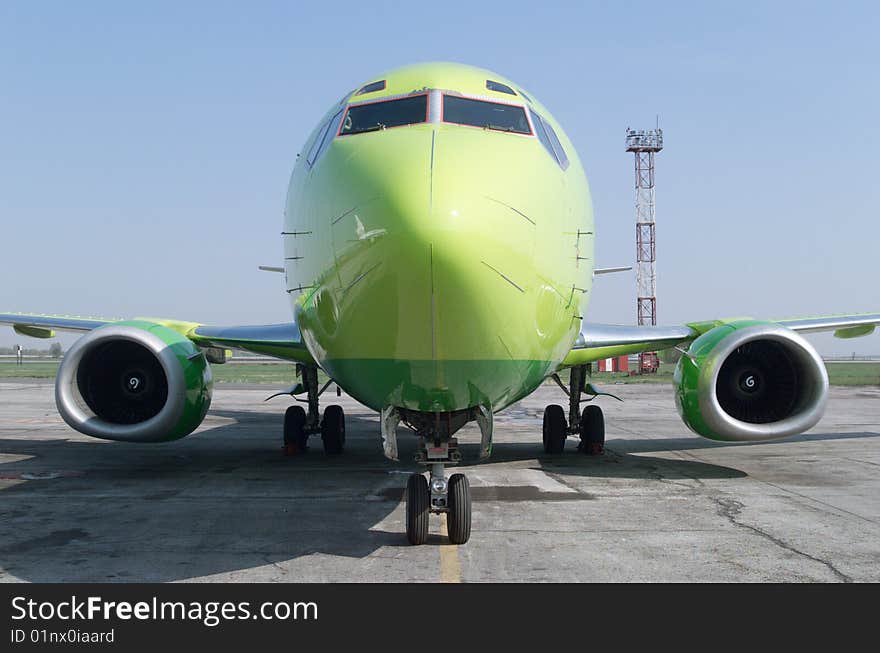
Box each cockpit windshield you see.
[442,95,531,134]
[339,95,428,136]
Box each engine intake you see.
[56,321,212,442]
[674,322,828,442]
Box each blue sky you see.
[1,1,877,354]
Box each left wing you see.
[0,313,316,365]
[563,323,698,366]
[563,313,880,367]
[775,314,880,337]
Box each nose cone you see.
[302,126,577,412]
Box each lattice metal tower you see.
[625,127,663,373]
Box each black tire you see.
[321,405,345,454]
[543,404,567,454]
[580,404,605,455]
[447,473,471,544]
[283,405,308,450]
[406,473,430,545]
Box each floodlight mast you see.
[625,127,663,374]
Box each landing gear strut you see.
[543,364,605,455]
[279,364,345,456]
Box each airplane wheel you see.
[447,473,471,544]
[543,404,567,454]
[321,405,345,455]
[283,406,307,455]
[580,405,605,456]
[406,473,429,545]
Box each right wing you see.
[0,313,113,336]
[187,322,315,363]
[0,313,316,365]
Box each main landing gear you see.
[388,407,491,546]
[543,364,606,456]
[278,364,345,456]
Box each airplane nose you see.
[307,126,573,411]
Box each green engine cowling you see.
[674,320,828,442]
[55,320,213,442]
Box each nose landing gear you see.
[399,407,488,545]
[405,453,472,545]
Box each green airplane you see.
[3,62,879,545]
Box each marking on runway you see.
[0,470,84,480]
[439,514,462,583]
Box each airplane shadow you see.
[0,404,876,581]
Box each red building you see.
[597,355,629,373]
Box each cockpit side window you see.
[309,109,344,167]
[442,95,531,134]
[530,109,554,159]
[529,108,569,170]
[339,94,428,136]
[306,117,333,167]
[542,117,569,169]
[356,80,386,95]
[486,80,516,95]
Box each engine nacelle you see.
[55,321,213,442]
[674,321,828,442]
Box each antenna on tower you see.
[625,126,664,374]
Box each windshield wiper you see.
[483,123,517,133]
[356,123,388,134]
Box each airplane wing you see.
[563,313,880,366]
[5,311,877,370]
[0,313,316,365]
[187,323,314,363]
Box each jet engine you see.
[674,321,828,442]
[55,321,213,442]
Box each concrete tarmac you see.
[1,379,878,582]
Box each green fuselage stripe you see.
[322,358,554,413]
